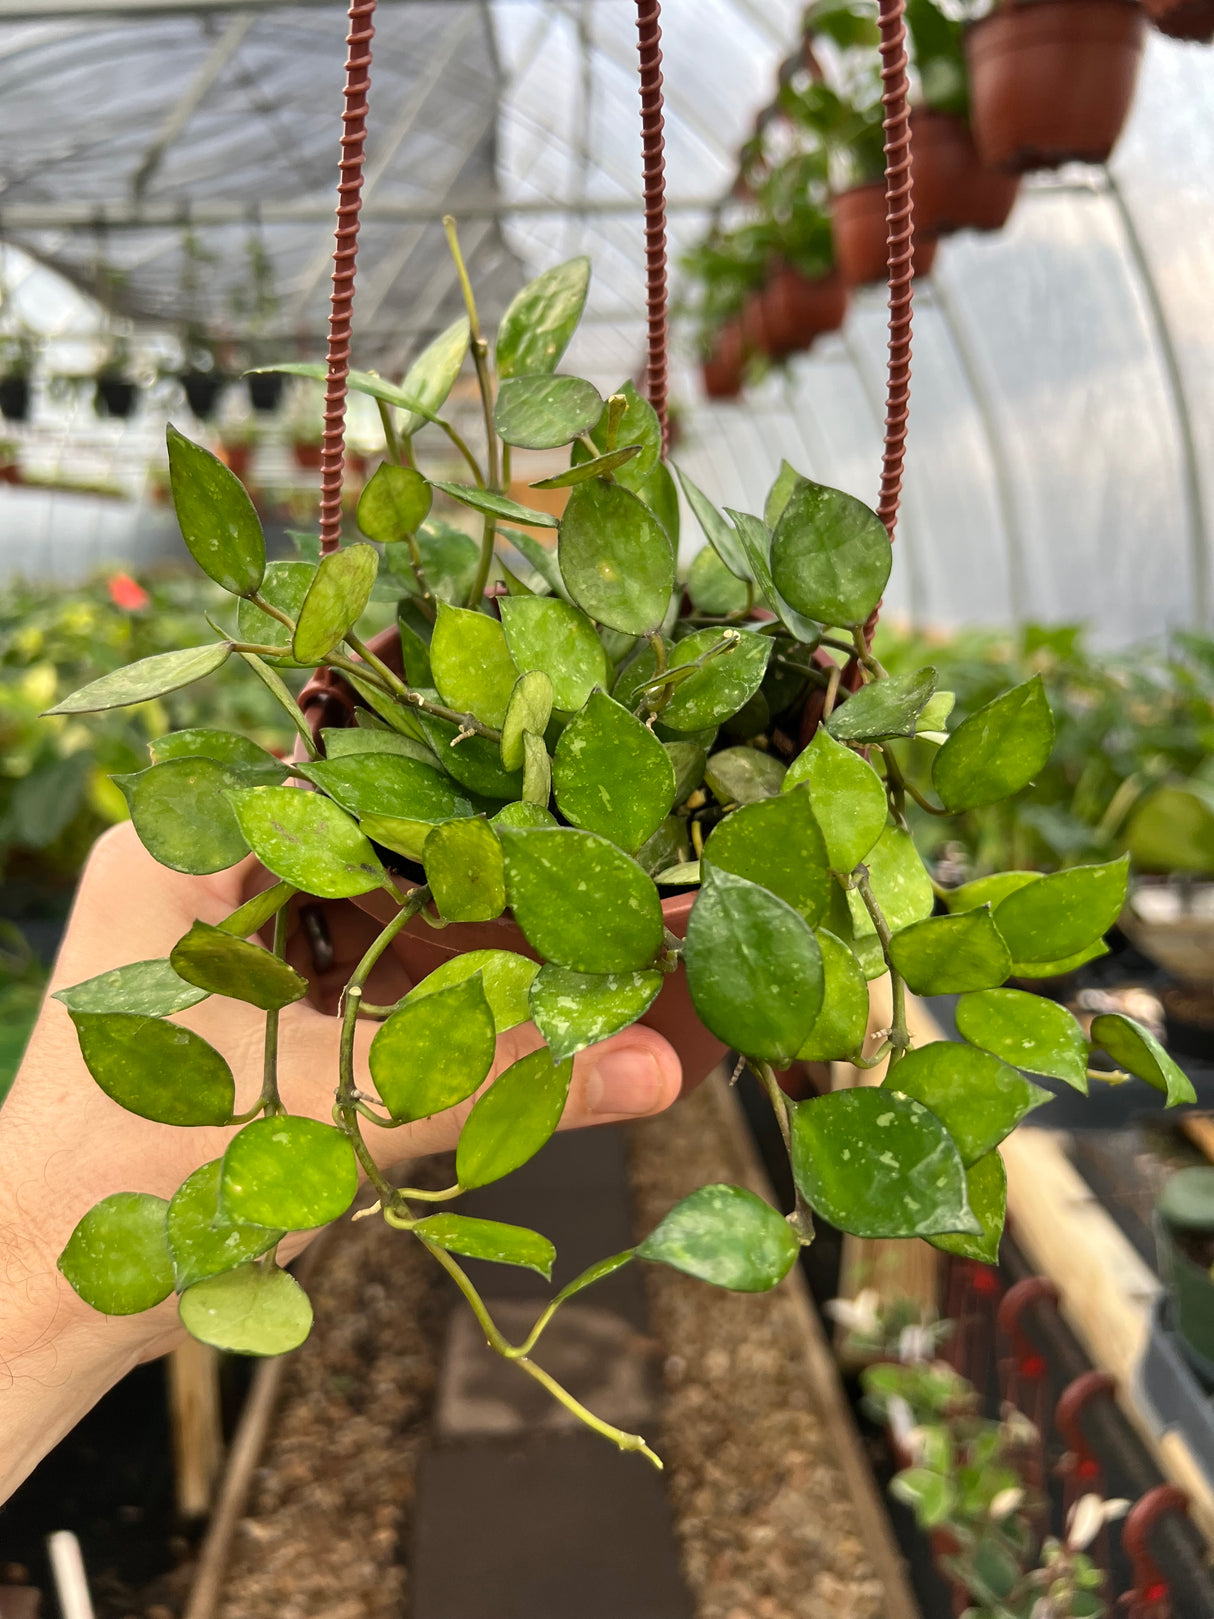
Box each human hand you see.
[0,820,682,1500]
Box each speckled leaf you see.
[430,603,519,728]
[770,479,892,628]
[944,871,1041,914]
[179,1264,312,1356]
[666,741,708,804]
[222,1116,358,1230]
[790,1088,979,1238]
[218,881,296,940]
[727,508,821,643]
[932,677,1055,811]
[888,909,1012,995]
[703,790,832,925]
[1006,940,1111,979]
[656,628,771,733]
[500,826,664,972]
[431,481,559,529]
[494,374,603,449]
[1090,1013,1197,1107]
[167,1161,281,1292]
[398,521,480,606]
[638,1184,798,1292]
[500,670,554,772]
[396,316,469,435]
[70,1011,234,1125]
[636,816,689,877]
[684,865,823,1063]
[169,921,309,1011]
[496,257,589,378]
[827,668,938,744]
[424,818,506,921]
[305,753,472,829]
[236,560,315,659]
[150,727,287,780]
[530,964,662,1062]
[782,729,887,874]
[456,1045,574,1189]
[955,988,1090,1092]
[674,464,749,579]
[764,460,803,529]
[322,727,435,766]
[292,543,378,662]
[558,477,675,634]
[848,824,934,944]
[59,1192,174,1315]
[704,746,786,805]
[499,596,610,712]
[116,757,250,875]
[370,973,497,1120]
[796,930,870,1061]
[405,950,538,1034]
[885,1041,1051,1164]
[357,463,432,543]
[587,380,661,483]
[929,1151,1006,1264]
[54,958,207,1017]
[413,1214,555,1279]
[167,424,265,596]
[416,711,523,801]
[553,692,675,852]
[531,446,642,489]
[226,785,391,898]
[492,800,558,831]
[687,545,750,616]
[992,856,1129,964]
[46,643,231,716]
[521,730,551,806]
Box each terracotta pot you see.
[831,184,938,288]
[701,321,745,399]
[0,460,20,485]
[966,0,1145,174]
[740,289,776,358]
[1141,0,1214,39]
[292,440,323,470]
[910,107,1021,237]
[220,442,253,480]
[761,267,848,356]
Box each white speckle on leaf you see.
[876,1112,894,1128]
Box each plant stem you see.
[444,215,500,606]
[339,637,501,741]
[821,661,842,721]
[851,625,887,678]
[638,629,740,710]
[376,398,408,467]
[854,867,910,1071]
[754,1060,815,1244]
[237,651,320,760]
[246,595,296,635]
[254,906,290,1118]
[438,420,486,488]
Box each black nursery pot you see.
[0,375,30,422]
[247,372,285,414]
[181,370,227,420]
[94,376,137,420]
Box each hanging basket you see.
[180,370,228,420]
[247,372,285,414]
[966,0,1145,174]
[94,375,137,420]
[700,320,745,399]
[760,266,848,357]
[0,375,30,423]
[1141,0,1214,39]
[910,107,1021,238]
[831,183,937,288]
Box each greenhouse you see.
[2,1,1214,1616]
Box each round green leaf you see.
[292,543,379,662]
[558,478,675,634]
[496,257,590,378]
[796,930,870,1062]
[431,480,559,529]
[169,921,309,1011]
[885,1041,1051,1164]
[222,1116,359,1230]
[500,826,664,972]
[770,478,892,628]
[321,727,435,766]
[416,711,523,801]
[783,729,887,873]
[400,520,481,605]
[887,908,1013,995]
[826,668,939,744]
[456,1046,573,1189]
[396,315,469,435]
[499,595,610,713]
[59,1192,174,1315]
[588,380,661,483]
[150,727,288,780]
[932,676,1055,812]
[226,785,391,899]
[370,972,497,1120]
[405,949,539,1033]
[687,545,750,616]
[790,1088,978,1238]
[218,880,296,941]
[639,1184,799,1292]
[666,740,708,805]
[529,964,662,1062]
[1089,1013,1197,1107]
[553,692,675,852]
[54,958,207,1018]
[703,790,833,925]
[492,800,558,831]
[929,1151,1007,1265]
[424,817,506,921]
[45,642,232,716]
[992,856,1129,964]
[70,1011,234,1125]
[357,463,432,543]
[167,1161,282,1292]
[179,1263,312,1356]
[522,730,551,806]
[430,603,519,728]
[725,508,821,644]
[955,987,1090,1092]
[304,752,471,825]
[531,445,643,489]
[944,871,1040,914]
[413,1213,555,1279]
[116,757,251,875]
[1125,783,1214,875]
[236,560,316,658]
[703,746,786,805]
[849,823,934,940]
[167,424,265,596]
[1005,939,1111,980]
[500,670,555,773]
[657,628,772,733]
[764,460,803,530]
[494,374,603,450]
[684,865,823,1063]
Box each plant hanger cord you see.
[635,0,670,457]
[319,0,377,556]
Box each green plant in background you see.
[43,230,1195,1465]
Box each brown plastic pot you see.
[292,440,323,470]
[740,288,776,359]
[701,320,745,399]
[220,442,253,481]
[910,107,1022,237]
[966,0,1145,174]
[761,266,848,356]
[1141,0,1214,38]
[831,185,938,288]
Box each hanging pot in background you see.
[1141,0,1214,39]
[181,370,227,420]
[910,107,1021,237]
[701,320,745,400]
[220,441,254,481]
[247,371,285,414]
[0,375,30,423]
[966,0,1145,174]
[292,440,324,470]
[831,184,938,288]
[761,266,848,357]
[740,288,777,359]
[94,375,137,420]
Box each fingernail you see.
[585,1048,666,1116]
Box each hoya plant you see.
[45,233,1196,1467]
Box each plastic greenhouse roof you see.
[0,1,1211,643]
